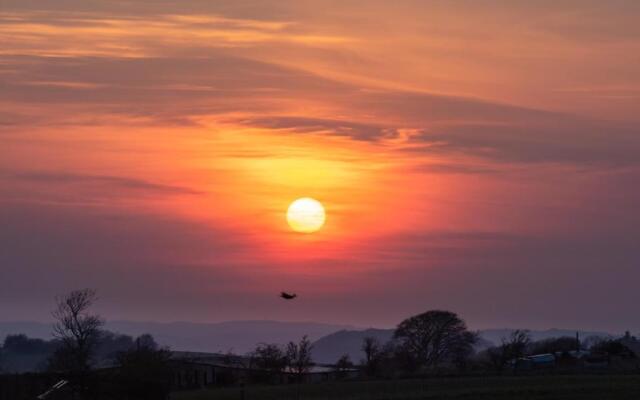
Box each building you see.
[168,351,359,390]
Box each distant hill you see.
[0,320,354,354]
[310,328,614,364]
[0,321,52,341]
[311,328,394,364]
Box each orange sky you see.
[1,0,640,331]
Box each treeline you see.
[0,331,158,373]
[245,336,314,376]
[224,310,478,382]
[481,330,631,373]
[351,312,634,378]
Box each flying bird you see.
[280,292,297,300]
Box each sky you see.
[1,0,639,332]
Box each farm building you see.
[169,351,360,390]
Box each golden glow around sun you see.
[286,197,326,233]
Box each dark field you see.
[172,375,640,400]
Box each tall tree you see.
[334,354,353,370]
[394,310,477,370]
[334,354,354,379]
[286,335,313,375]
[486,329,531,372]
[361,336,381,376]
[49,289,104,374]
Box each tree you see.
[135,333,158,350]
[334,354,354,379]
[115,335,172,400]
[1,334,59,372]
[394,310,477,370]
[251,343,287,374]
[3,334,57,356]
[591,340,635,357]
[335,354,353,369]
[583,335,609,350]
[362,337,380,366]
[49,289,104,374]
[388,341,419,375]
[507,330,532,358]
[361,336,381,376]
[94,330,135,362]
[286,335,313,376]
[486,330,531,372]
[448,330,478,371]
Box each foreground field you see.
[172,374,640,400]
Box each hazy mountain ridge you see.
[310,328,394,364]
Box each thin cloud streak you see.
[7,171,203,195]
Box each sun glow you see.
[286,197,326,233]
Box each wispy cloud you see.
[233,116,395,141]
[8,171,202,195]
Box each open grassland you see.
[172,374,640,400]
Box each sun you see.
[286,197,326,233]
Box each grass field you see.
[172,374,640,400]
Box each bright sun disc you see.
[286,197,326,233]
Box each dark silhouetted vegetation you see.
[48,289,104,375]
[591,339,636,357]
[286,335,313,376]
[113,338,173,400]
[393,310,478,371]
[333,354,354,379]
[528,336,581,355]
[485,330,532,372]
[0,334,58,373]
[4,299,640,400]
[250,343,288,375]
[361,336,381,376]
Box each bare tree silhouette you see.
[286,335,313,376]
[361,336,381,376]
[49,289,104,375]
[487,329,531,372]
[334,354,354,379]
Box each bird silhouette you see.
[280,292,297,300]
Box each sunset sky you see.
[1,0,639,332]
